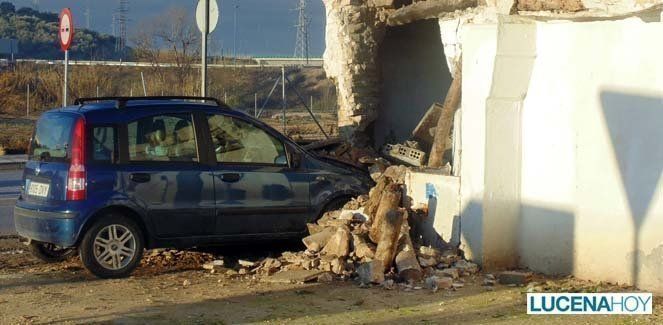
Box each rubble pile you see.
[303,137,380,168]
[143,249,215,269]
[202,165,479,290]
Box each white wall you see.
[457,24,497,262]
[405,171,461,247]
[457,18,663,292]
[516,19,663,291]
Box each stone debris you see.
[302,228,335,252]
[483,274,497,286]
[498,271,533,285]
[143,249,215,269]
[317,272,335,283]
[262,269,326,284]
[424,275,454,291]
[161,164,481,292]
[202,259,225,271]
[238,259,256,268]
[438,267,460,280]
[320,226,351,258]
[195,164,480,292]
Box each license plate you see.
[28,182,50,197]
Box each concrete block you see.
[262,270,326,284]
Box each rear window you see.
[29,113,76,163]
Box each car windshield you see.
[29,113,76,163]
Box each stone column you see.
[322,0,392,146]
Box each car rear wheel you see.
[79,214,144,279]
[28,241,77,263]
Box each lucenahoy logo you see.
[527,293,652,315]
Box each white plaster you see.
[405,171,461,247]
[457,24,498,262]
[438,18,463,76]
[513,19,663,291]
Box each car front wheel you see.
[79,214,144,279]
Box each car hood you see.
[315,155,369,177]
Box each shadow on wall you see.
[517,204,575,275]
[458,200,575,275]
[601,89,663,287]
[374,19,451,147]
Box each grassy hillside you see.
[0,63,338,152]
[0,2,118,60]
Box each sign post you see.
[59,8,74,106]
[196,0,219,98]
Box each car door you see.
[205,113,310,235]
[121,112,215,238]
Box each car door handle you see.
[130,173,151,183]
[220,173,241,183]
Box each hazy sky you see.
[10,0,326,57]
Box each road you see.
[0,170,21,235]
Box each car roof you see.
[41,99,291,142]
[47,99,251,123]
[63,99,223,112]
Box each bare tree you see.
[131,7,200,95]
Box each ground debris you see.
[498,270,532,286]
[142,249,215,271]
[202,259,225,271]
[215,164,479,290]
[159,164,480,290]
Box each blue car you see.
[14,96,371,278]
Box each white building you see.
[323,0,663,292]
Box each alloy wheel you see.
[92,224,137,270]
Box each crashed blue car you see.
[14,96,371,278]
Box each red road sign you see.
[59,8,74,51]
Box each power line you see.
[84,6,91,29]
[294,0,310,64]
[233,1,239,61]
[114,0,129,54]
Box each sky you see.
[10,0,326,57]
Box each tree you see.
[0,2,15,15]
[131,7,200,95]
[16,7,38,17]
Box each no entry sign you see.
[59,8,74,51]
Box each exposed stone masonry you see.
[323,0,392,146]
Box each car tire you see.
[28,241,77,263]
[79,213,144,279]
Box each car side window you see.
[91,126,117,163]
[207,114,287,165]
[128,114,198,162]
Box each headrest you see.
[152,119,167,142]
[174,120,194,142]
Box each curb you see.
[0,198,16,205]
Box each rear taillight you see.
[67,117,86,201]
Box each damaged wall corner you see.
[322,0,480,147]
[322,0,391,146]
[375,19,452,148]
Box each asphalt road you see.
[0,170,21,235]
